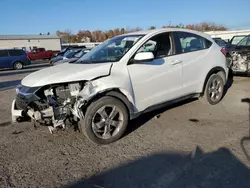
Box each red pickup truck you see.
[27,48,60,60]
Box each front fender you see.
[74,79,137,119]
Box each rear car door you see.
[174,31,213,95]
[8,49,29,65]
[0,50,10,68]
[127,32,183,111]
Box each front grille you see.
[16,94,28,110]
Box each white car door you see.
[127,32,183,112]
[174,31,213,94]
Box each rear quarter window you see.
[8,50,24,56]
[0,50,8,57]
[175,32,212,54]
[205,39,213,48]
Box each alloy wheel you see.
[208,78,223,103]
[92,105,124,139]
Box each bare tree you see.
[106,30,115,38]
[113,28,120,36]
[56,22,227,44]
[149,26,156,30]
[120,28,126,34]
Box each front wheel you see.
[80,96,129,145]
[201,73,225,105]
[13,62,23,70]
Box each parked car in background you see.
[52,48,91,66]
[49,48,83,65]
[225,35,247,52]
[229,35,247,46]
[0,49,31,70]
[213,38,228,48]
[230,35,250,51]
[227,35,250,75]
[27,48,59,61]
[12,28,229,145]
[51,45,87,58]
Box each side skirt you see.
[131,93,200,119]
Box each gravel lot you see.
[0,62,250,188]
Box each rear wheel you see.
[201,73,225,105]
[13,62,23,70]
[79,96,129,145]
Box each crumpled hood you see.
[21,62,112,87]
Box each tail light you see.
[220,48,227,56]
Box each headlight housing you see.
[16,85,40,95]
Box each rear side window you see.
[175,32,212,54]
[8,50,24,56]
[0,50,8,57]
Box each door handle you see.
[170,60,182,65]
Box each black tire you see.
[13,61,23,70]
[201,73,225,105]
[79,96,129,145]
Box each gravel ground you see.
[0,62,250,188]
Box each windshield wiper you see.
[72,60,93,64]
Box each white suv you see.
[12,28,229,144]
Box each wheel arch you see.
[201,66,226,96]
[12,60,24,68]
[81,88,136,120]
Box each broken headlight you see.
[68,82,81,96]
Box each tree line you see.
[56,22,227,43]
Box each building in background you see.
[0,35,61,52]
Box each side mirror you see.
[134,52,154,62]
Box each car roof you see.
[0,49,23,50]
[121,28,212,39]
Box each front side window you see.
[31,49,37,53]
[176,32,211,53]
[136,32,173,58]
[75,34,144,63]
[0,50,8,57]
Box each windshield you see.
[75,34,144,63]
[215,39,227,47]
[74,49,90,58]
[237,36,250,46]
[63,49,80,57]
[231,36,246,45]
[61,48,68,53]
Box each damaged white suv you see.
[12,28,229,144]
